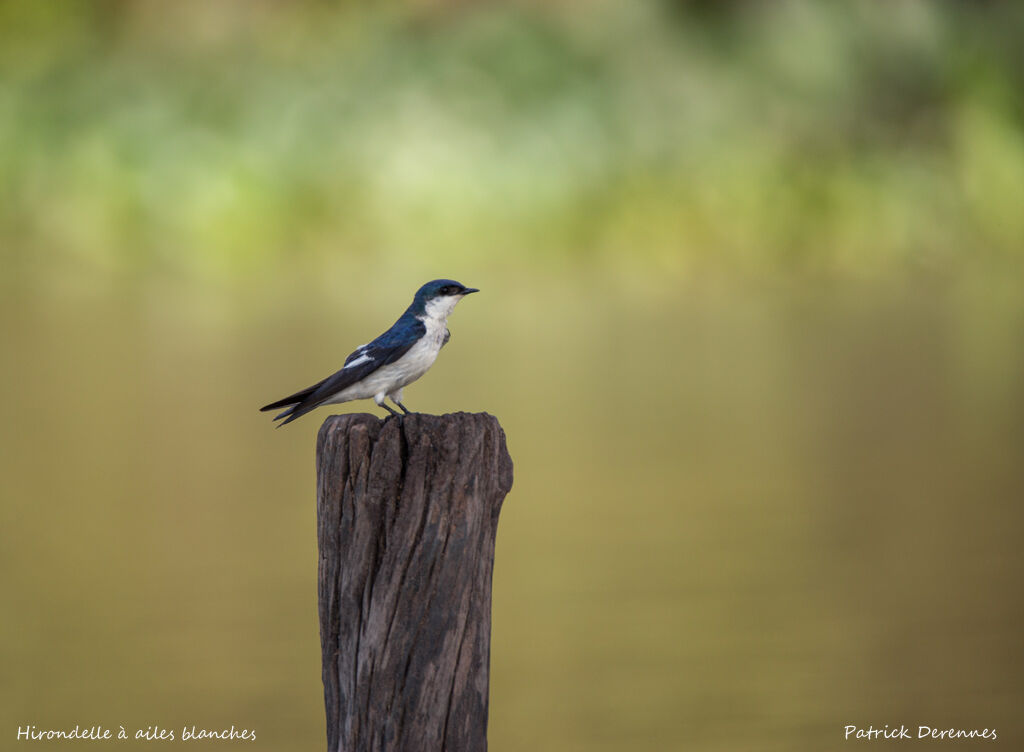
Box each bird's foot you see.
[379,403,402,418]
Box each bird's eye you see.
[441,285,457,295]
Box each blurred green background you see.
[2,0,1023,750]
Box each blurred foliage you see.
[2,0,1023,290]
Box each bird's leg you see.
[375,395,402,418]
[388,389,412,415]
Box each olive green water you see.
[2,277,1022,751]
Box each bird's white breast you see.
[387,315,448,386]
[326,310,451,403]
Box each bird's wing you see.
[442,327,451,347]
[262,317,426,425]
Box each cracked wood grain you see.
[316,412,514,752]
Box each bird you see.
[260,279,479,426]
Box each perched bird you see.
[261,279,479,426]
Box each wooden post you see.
[316,412,514,752]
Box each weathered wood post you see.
[316,412,514,752]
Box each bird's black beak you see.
[461,287,480,295]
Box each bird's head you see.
[412,279,479,320]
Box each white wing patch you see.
[344,352,374,369]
